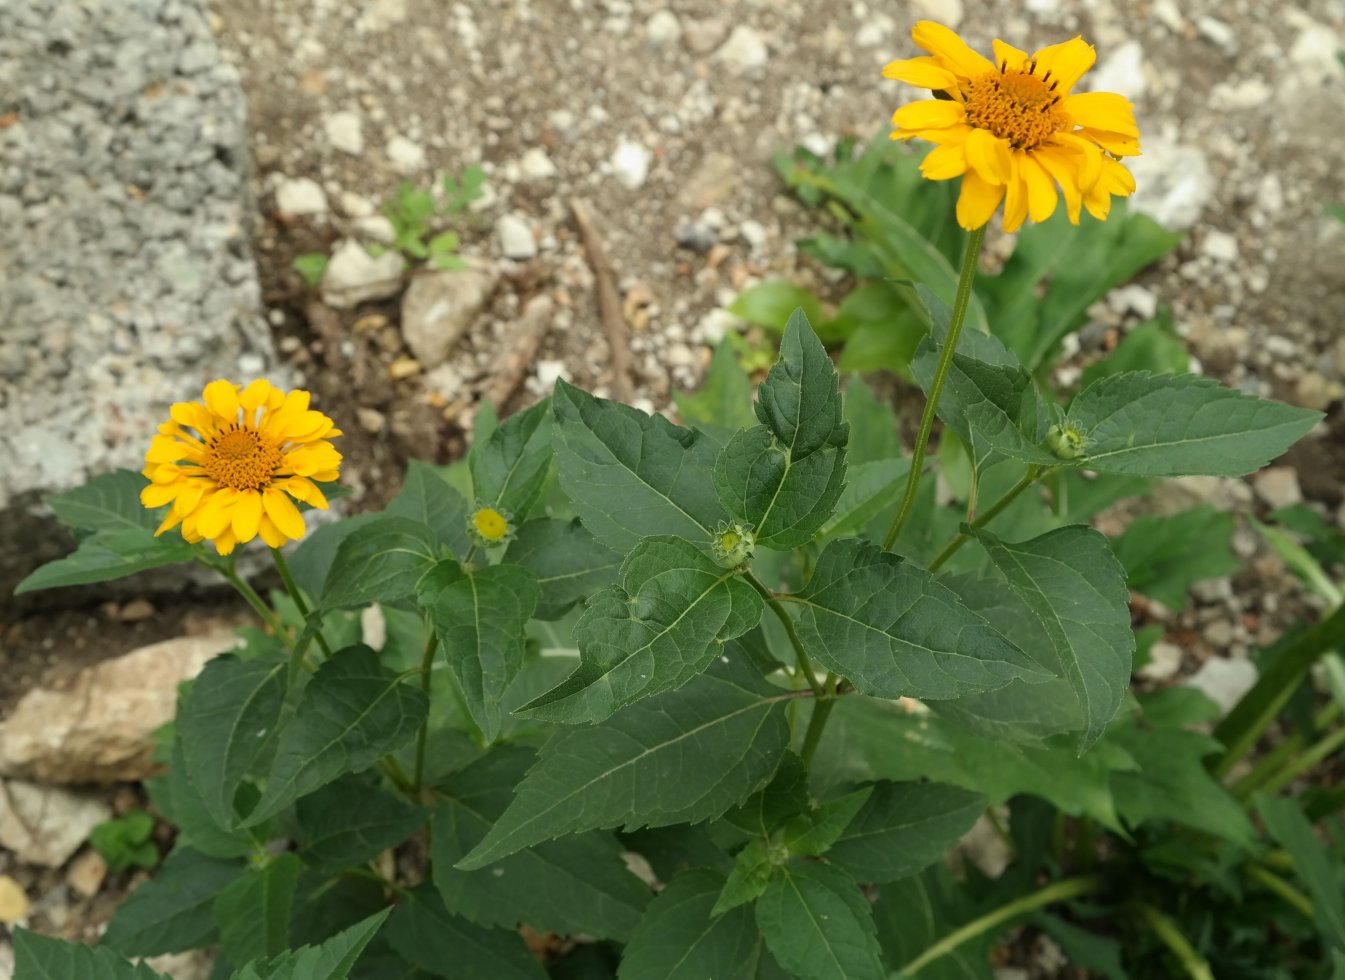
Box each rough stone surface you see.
[496,213,537,259]
[274,176,328,216]
[0,781,111,868]
[1254,467,1303,510]
[400,263,501,369]
[1185,657,1259,715]
[0,633,237,785]
[321,239,405,308]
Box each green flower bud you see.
[711,521,755,571]
[1045,423,1088,461]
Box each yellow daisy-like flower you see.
[469,506,512,548]
[884,21,1140,232]
[140,379,342,556]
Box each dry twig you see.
[569,198,635,402]
[483,294,556,409]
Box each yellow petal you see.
[893,123,974,146]
[1077,128,1141,157]
[202,380,241,423]
[240,379,275,415]
[213,529,238,556]
[955,171,1006,230]
[308,469,341,484]
[140,483,178,508]
[278,476,329,510]
[1035,145,1084,223]
[1056,133,1103,190]
[920,142,969,180]
[258,514,287,549]
[912,20,996,78]
[991,38,1030,72]
[1029,37,1096,96]
[231,490,263,543]
[1099,156,1136,196]
[883,56,959,90]
[1021,153,1059,223]
[173,480,208,517]
[282,444,342,477]
[963,128,1012,184]
[892,99,967,132]
[195,487,238,541]
[1063,92,1139,137]
[155,510,184,537]
[1084,180,1112,221]
[263,488,307,540]
[1002,155,1029,233]
[170,401,217,437]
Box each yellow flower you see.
[884,21,1140,232]
[469,506,512,547]
[140,379,342,555]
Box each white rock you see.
[911,0,964,28]
[400,261,501,367]
[274,177,328,217]
[957,812,1011,878]
[698,308,743,344]
[361,605,387,652]
[1152,0,1184,32]
[385,135,427,174]
[1127,138,1213,231]
[339,191,377,218]
[1196,16,1237,54]
[496,214,537,259]
[739,220,768,249]
[855,14,894,47]
[646,9,682,47]
[715,26,768,77]
[322,239,405,308]
[354,215,396,245]
[1288,22,1345,88]
[1210,78,1271,110]
[0,781,111,867]
[1200,230,1240,263]
[611,139,652,190]
[1139,641,1184,681]
[1185,657,1258,714]
[1254,467,1303,510]
[536,359,570,387]
[518,147,558,182]
[1108,284,1159,319]
[0,634,237,784]
[323,110,365,155]
[1086,40,1146,101]
[143,951,215,980]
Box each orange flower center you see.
[204,425,283,491]
[964,65,1070,150]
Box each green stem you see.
[413,627,440,795]
[1132,903,1214,980]
[927,465,1047,573]
[1258,723,1345,798]
[213,560,285,637]
[1305,782,1345,822]
[1232,701,1342,800]
[1212,603,1345,777]
[984,807,1015,859]
[901,876,1102,975]
[270,547,333,659]
[747,572,823,696]
[799,676,837,768]
[883,224,987,552]
[382,756,414,794]
[1243,863,1315,919]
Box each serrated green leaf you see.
[518,536,762,724]
[101,848,244,956]
[459,659,793,868]
[779,788,872,858]
[753,309,847,460]
[1113,507,1240,609]
[287,513,382,601]
[89,810,157,872]
[713,840,775,915]
[503,518,620,619]
[754,863,884,980]
[321,517,440,610]
[619,870,777,980]
[871,864,993,980]
[820,458,909,539]
[14,527,197,593]
[248,646,428,825]
[825,781,983,883]
[420,562,539,740]
[1080,311,1189,388]
[791,538,1048,701]
[386,459,472,557]
[730,281,825,334]
[714,425,846,549]
[723,753,809,839]
[1066,372,1321,477]
[384,887,546,980]
[1034,915,1130,980]
[842,378,902,466]
[213,853,302,966]
[469,398,551,519]
[44,469,157,532]
[971,526,1134,751]
[675,339,757,438]
[232,909,390,980]
[13,930,169,980]
[552,379,725,553]
[177,654,286,830]
[1258,795,1345,951]
[296,779,427,873]
[145,741,259,859]
[433,747,651,940]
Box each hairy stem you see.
[927,465,1046,573]
[270,547,333,659]
[413,626,440,795]
[883,224,987,552]
[1243,862,1315,919]
[746,572,823,696]
[213,560,285,637]
[799,675,837,768]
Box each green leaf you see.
[432,747,651,940]
[15,529,196,593]
[791,538,1048,701]
[383,887,547,980]
[502,518,620,620]
[714,425,846,549]
[518,536,762,724]
[1067,372,1322,477]
[619,870,777,980]
[232,909,390,980]
[44,469,157,532]
[101,848,244,956]
[712,840,775,915]
[819,458,909,540]
[213,853,302,966]
[386,459,472,558]
[1113,507,1240,609]
[552,379,725,553]
[1080,311,1189,387]
[296,779,427,873]
[287,514,383,601]
[753,309,848,460]
[420,561,539,739]
[293,253,329,288]
[177,654,287,830]
[675,339,757,437]
[427,231,460,255]
[145,741,259,859]
[89,811,158,872]
[1035,915,1130,980]
[842,378,902,466]
[754,863,885,980]
[1257,795,1345,951]
[871,865,993,980]
[836,307,926,374]
[971,526,1135,751]
[13,930,169,980]
[469,398,551,518]
[458,659,792,868]
[248,646,429,824]
[729,282,825,333]
[321,517,440,610]
[825,781,984,883]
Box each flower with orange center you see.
[884,21,1140,232]
[140,379,342,556]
